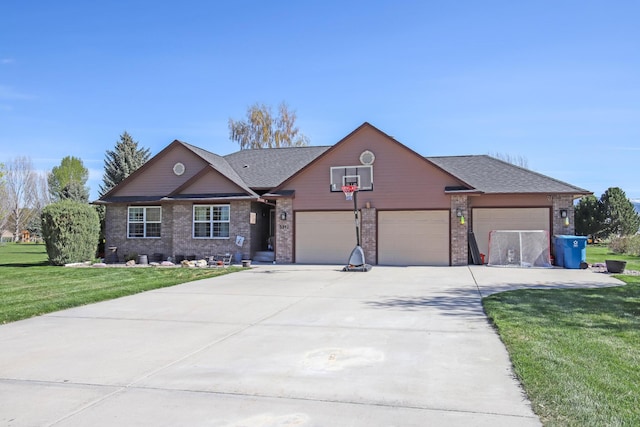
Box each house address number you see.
[279,224,289,230]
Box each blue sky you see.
[2,1,639,202]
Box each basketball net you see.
[342,184,358,201]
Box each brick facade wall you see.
[104,204,173,262]
[104,200,254,263]
[275,198,293,263]
[552,194,575,236]
[450,195,469,266]
[360,207,377,265]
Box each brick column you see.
[172,203,191,258]
[450,195,469,266]
[360,207,377,265]
[552,195,575,236]
[275,198,293,263]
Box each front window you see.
[193,205,230,238]
[128,206,161,238]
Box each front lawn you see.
[586,244,640,271]
[483,245,640,426]
[0,243,241,324]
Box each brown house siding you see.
[111,147,208,197]
[469,194,552,208]
[180,169,245,194]
[281,127,463,211]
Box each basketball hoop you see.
[342,184,358,201]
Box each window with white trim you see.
[128,206,161,238]
[193,205,230,238]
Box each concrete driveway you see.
[0,265,623,426]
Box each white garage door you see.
[472,208,550,258]
[295,211,357,264]
[378,210,450,266]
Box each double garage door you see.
[295,210,449,266]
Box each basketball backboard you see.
[330,165,373,192]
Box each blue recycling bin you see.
[553,237,564,267]
[554,235,587,269]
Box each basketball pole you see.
[353,188,360,247]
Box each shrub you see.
[609,235,640,256]
[41,201,100,265]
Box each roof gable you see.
[100,140,257,202]
[102,140,210,198]
[271,122,467,194]
[170,166,257,198]
[267,122,469,210]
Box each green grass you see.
[586,243,640,271]
[0,243,242,324]
[483,245,640,426]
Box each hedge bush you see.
[609,235,640,257]
[41,201,100,265]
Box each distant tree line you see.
[0,131,150,264]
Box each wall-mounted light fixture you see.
[456,208,465,225]
[280,211,287,221]
[560,209,568,218]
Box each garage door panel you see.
[472,208,550,258]
[379,211,449,266]
[295,212,355,264]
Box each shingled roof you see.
[180,142,256,195]
[427,155,590,195]
[224,146,332,189]
[98,135,590,204]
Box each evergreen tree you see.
[48,156,90,202]
[99,131,151,196]
[42,200,100,265]
[575,195,605,238]
[600,187,640,237]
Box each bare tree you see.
[489,152,529,169]
[229,102,309,149]
[0,163,9,235]
[3,157,40,241]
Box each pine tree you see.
[600,187,640,237]
[99,132,151,196]
[575,195,605,238]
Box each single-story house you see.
[1,229,13,243]
[97,122,590,265]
